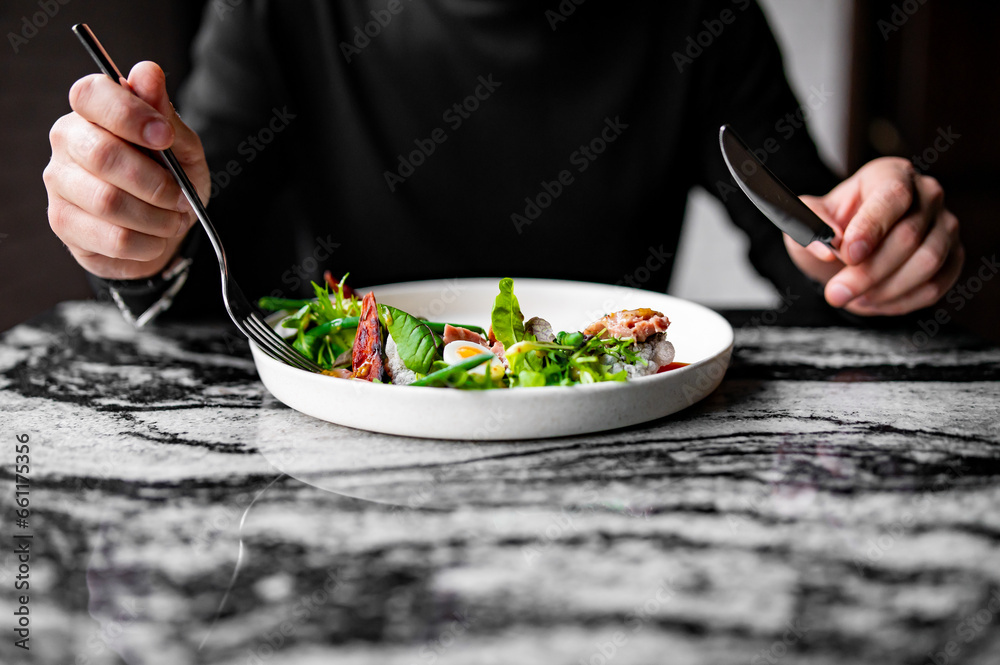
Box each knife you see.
[719,124,841,259]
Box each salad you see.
[258,274,682,389]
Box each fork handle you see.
[71,24,231,281]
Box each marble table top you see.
[1,301,999,665]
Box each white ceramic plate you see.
[249,278,734,440]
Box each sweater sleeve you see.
[162,0,309,321]
[686,0,844,312]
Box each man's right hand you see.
[44,61,210,281]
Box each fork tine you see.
[246,315,321,370]
[251,314,326,372]
[235,318,292,366]
[245,315,324,372]
[244,319,310,368]
[223,284,320,372]
[250,336,291,366]
[248,328,313,371]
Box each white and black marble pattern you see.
[1,302,999,665]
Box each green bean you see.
[291,317,361,361]
[302,317,360,341]
[258,297,315,311]
[422,321,488,336]
[409,353,494,387]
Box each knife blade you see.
[719,124,840,258]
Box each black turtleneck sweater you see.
[113,0,843,319]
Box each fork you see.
[72,23,324,373]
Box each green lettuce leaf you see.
[378,305,440,374]
[311,282,337,320]
[490,277,525,350]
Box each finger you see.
[846,242,964,317]
[842,161,916,265]
[783,234,842,286]
[807,241,838,262]
[854,209,959,307]
[127,62,206,168]
[822,206,939,308]
[60,115,188,214]
[49,160,190,240]
[63,244,178,282]
[47,199,169,262]
[799,195,843,262]
[69,73,175,150]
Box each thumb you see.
[127,61,172,117]
[126,61,209,206]
[127,61,204,167]
[799,194,843,262]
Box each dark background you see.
[847,1,1000,341]
[1,0,997,339]
[0,2,205,330]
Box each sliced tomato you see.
[351,292,385,381]
[656,362,689,373]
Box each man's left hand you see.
[785,157,964,316]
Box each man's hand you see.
[43,62,210,281]
[785,157,964,316]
